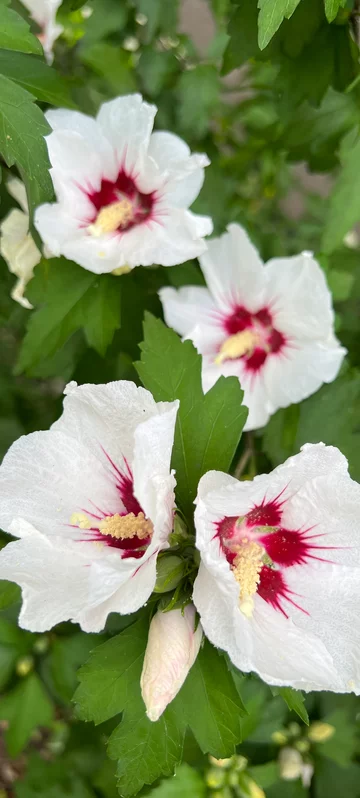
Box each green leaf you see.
[80,43,136,93]
[80,0,128,45]
[177,65,220,140]
[75,621,245,796]
[314,757,360,798]
[322,135,360,253]
[0,50,75,106]
[324,0,347,23]
[263,371,360,482]
[133,0,179,41]
[0,579,20,610]
[50,632,105,703]
[17,260,121,374]
[0,672,53,756]
[108,703,183,798]
[271,686,309,724]
[318,709,357,766]
[136,314,247,523]
[82,273,122,357]
[222,0,259,73]
[258,0,302,50]
[0,0,42,55]
[147,764,206,797]
[0,74,53,211]
[15,753,96,798]
[172,641,246,757]
[74,616,148,726]
[137,48,178,98]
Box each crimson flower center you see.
[87,171,155,236]
[218,305,286,372]
[216,492,329,618]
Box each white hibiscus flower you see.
[193,443,360,693]
[0,179,41,309]
[20,0,63,64]
[160,223,346,431]
[0,381,178,633]
[35,94,212,274]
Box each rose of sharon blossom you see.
[0,179,41,309]
[20,0,63,64]
[35,94,212,274]
[160,223,346,430]
[140,605,202,721]
[0,381,178,633]
[193,444,360,693]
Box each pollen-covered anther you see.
[70,512,92,529]
[98,511,153,540]
[88,198,134,237]
[215,329,260,365]
[232,541,265,618]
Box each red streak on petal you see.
[258,566,309,617]
[216,516,240,541]
[246,498,284,528]
[101,448,143,516]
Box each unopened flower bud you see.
[308,721,335,743]
[140,604,202,722]
[154,555,184,593]
[278,747,303,781]
[271,730,288,745]
[237,772,265,798]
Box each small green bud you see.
[296,739,310,754]
[238,772,266,798]
[206,768,226,789]
[172,513,188,540]
[16,655,34,677]
[308,722,335,743]
[154,555,184,593]
[272,730,288,745]
[33,635,50,654]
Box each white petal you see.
[193,562,340,691]
[45,110,117,186]
[0,428,120,537]
[133,401,178,532]
[53,380,165,473]
[34,203,84,259]
[159,285,218,338]
[0,529,92,632]
[110,208,212,268]
[149,131,209,208]
[96,94,156,177]
[199,223,265,312]
[0,522,160,633]
[264,252,338,341]
[262,341,346,413]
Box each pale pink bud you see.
[140,604,202,722]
